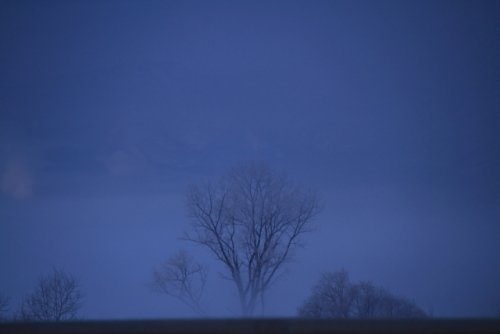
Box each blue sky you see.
[1,0,499,318]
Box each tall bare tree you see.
[185,162,320,315]
[152,250,207,315]
[18,269,83,321]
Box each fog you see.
[1,0,499,319]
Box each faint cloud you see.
[245,131,265,152]
[104,148,147,176]
[1,158,33,199]
[181,128,207,151]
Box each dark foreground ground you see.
[1,318,500,334]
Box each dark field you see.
[2,319,500,334]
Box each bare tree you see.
[298,270,357,318]
[299,270,427,319]
[351,281,382,318]
[185,162,320,315]
[375,289,427,319]
[18,269,83,321]
[152,250,207,315]
[0,293,9,321]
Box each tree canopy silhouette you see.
[299,270,427,319]
[185,162,320,315]
[18,269,82,321]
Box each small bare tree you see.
[152,250,207,315]
[299,270,427,319]
[18,269,82,321]
[298,270,357,318]
[185,162,320,315]
[351,281,381,318]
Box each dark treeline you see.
[2,268,428,321]
[299,270,427,319]
[3,163,429,321]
